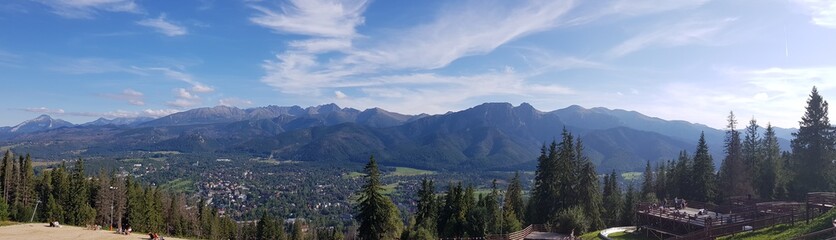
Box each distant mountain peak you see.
[8,114,74,133]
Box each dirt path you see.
[0,223,186,240]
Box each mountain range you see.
[0,103,795,172]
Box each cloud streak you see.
[32,0,141,19]
[249,0,368,38]
[254,0,578,102]
[17,107,178,119]
[102,88,145,106]
[608,18,736,58]
[137,14,188,36]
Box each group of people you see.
[673,197,688,210]
[148,232,165,240]
[116,226,132,235]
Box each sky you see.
[1,0,835,129]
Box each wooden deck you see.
[636,193,836,239]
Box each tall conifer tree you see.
[791,87,835,198]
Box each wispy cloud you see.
[167,88,202,108]
[51,57,143,74]
[17,107,178,119]
[565,0,710,25]
[101,88,145,106]
[647,66,836,128]
[255,1,577,96]
[32,0,141,19]
[20,107,65,115]
[142,67,214,93]
[0,50,21,68]
[137,14,188,36]
[218,98,253,107]
[249,0,368,38]
[793,0,836,28]
[607,18,736,58]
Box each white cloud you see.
[137,14,188,36]
[644,66,836,128]
[566,0,709,25]
[333,71,573,115]
[166,98,200,109]
[218,98,253,107]
[21,107,65,115]
[334,90,347,99]
[256,1,576,95]
[142,109,180,117]
[102,88,145,106]
[608,18,736,58]
[143,67,215,93]
[168,88,202,108]
[32,0,141,19]
[793,0,836,28]
[249,0,368,38]
[174,88,198,100]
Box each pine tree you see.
[355,155,402,240]
[526,144,553,224]
[719,112,753,200]
[791,87,836,198]
[291,219,304,240]
[68,159,92,225]
[655,162,667,200]
[2,150,14,203]
[602,171,622,227]
[578,162,605,230]
[691,133,717,202]
[743,118,761,196]
[504,172,524,225]
[556,130,577,210]
[758,124,783,200]
[18,154,34,207]
[0,196,8,221]
[620,184,638,226]
[640,161,655,202]
[257,212,285,240]
[413,178,437,236]
[51,162,70,223]
[485,179,502,234]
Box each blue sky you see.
[1,0,835,129]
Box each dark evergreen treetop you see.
[791,87,836,198]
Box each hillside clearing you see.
[0,223,186,240]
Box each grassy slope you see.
[721,208,836,240]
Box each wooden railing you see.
[485,224,548,240]
[792,227,836,240]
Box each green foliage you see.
[504,172,525,225]
[790,87,836,199]
[554,206,589,234]
[620,184,637,226]
[413,179,437,236]
[691,133,717,202]
[0,198,9,221]
[602,171,622,227]
[758,124,786,200]
[257,212,287,240]
[719,112,753,201]
[355,155,403,240]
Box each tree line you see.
[0,154,241,239]
[356,87,836,240]
[640,87,834,205]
